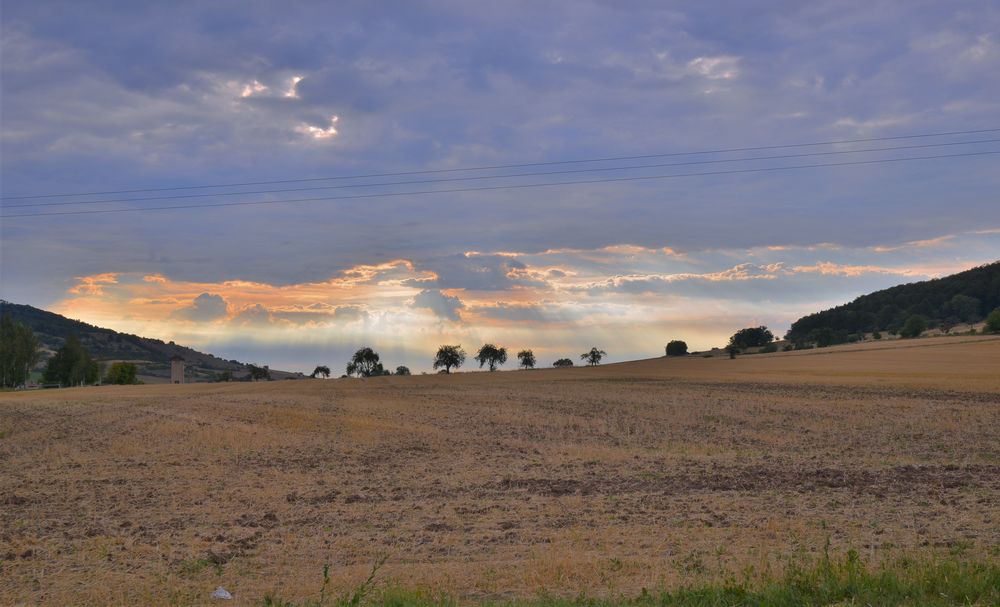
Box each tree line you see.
[6,296,999,389]
[0,316,147,388]
[785,261,1000,345]
[320,344,609,378]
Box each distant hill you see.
[786,261,1000,344]
[0,300,299,382]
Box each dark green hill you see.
[785,261,1000,344]
[0,300,296,382]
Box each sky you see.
[1,1,999,373]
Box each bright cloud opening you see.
[295,115,339,139]
[686,56,740,80]
[285,75,304,98]
[240,80,268,98]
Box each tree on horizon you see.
[346,347,383,377]
[475,344,508,371]
[580,347,606,366]
[666,340,688,356]
[517,349,536,370]
[433,345,466,374]
[248,363,271,381]
[728,327,774,350]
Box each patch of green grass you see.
[177,557,223,577]
[263,550,999,607]
[264,555,387,607]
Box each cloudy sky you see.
[2,1,998,372]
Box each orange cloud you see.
[68,273,119,295]
[789,262,924,277]
[872,235,954,253]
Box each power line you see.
[6,137,998,209]
[4,149,997,219]
[2,127,998,201]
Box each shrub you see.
[104,362,138,385]
[900,315,928,339]
[985,308,1000,334]
[248,363,271,381]
[552,358,574,367]
[760,343,778,353]
[665,340,688,356]
[873,331,882,340]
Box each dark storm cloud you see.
[411,289,464,321]
[411,254,544,291]
[266,303,370,326]
[230,303,273,326]
[170,292,229,322]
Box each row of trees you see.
[712,309,1000,359]
[663,328,775,359]
[44,338,144,385]
[338,348,411,377]
[791,305,1000,348]
[3,315,144,387]
[248,364,271,381]
[431,344,605,373]
[331,344,608,378]
[42,335,99,386]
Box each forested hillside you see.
[0,300,254,382]
[785,261,1000,344]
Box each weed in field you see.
[263,555,388,607]
[948,540,973,557]
[177,557,223,577]
[283,551,999,607]
[673,552,707,576]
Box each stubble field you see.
[1,336,999,605]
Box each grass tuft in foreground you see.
[263,550,999,607]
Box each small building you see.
[170,355,185,384]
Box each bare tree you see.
[580,347,606,366]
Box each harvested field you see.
[1,336,999,605]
